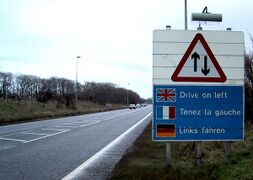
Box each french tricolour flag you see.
[156,106,176,120]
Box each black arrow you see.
[201,56,210,76]
[191,52,200,72]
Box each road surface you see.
[0,106,152,180]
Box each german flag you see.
[157,124,176,137]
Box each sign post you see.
[166,143,171,167]
[153,30,244,165]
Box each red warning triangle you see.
[171,33,226,82]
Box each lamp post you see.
[126,83,130,106]
[75,56,81,108]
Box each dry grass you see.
[0,99,126,125]
[110,123,253,180]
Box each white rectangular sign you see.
[152,30,244,141]
[153,30,244,85]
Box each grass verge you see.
[110,123,253,180]
[0,100,126,125]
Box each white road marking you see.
[103,110,139,121]
[42,128,69,131]
[0,108,147,145]
[63,122,83,125]
[66,122,85,124]
[0,120,102,144]
[80,121,100,127]
[62,112,152,180]
[24,120,100,143]
[20,132,49,136]
[24,129,70,144]
[104,116,121,121]
[0,137,27,143]
[52,125,78,128]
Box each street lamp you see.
[126,83,130,106]
[75,56,81,108]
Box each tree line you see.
[1,48,252,122]
[245,48,253,124]
[0,72,143,108]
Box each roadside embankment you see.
[110,123,253,179]
[0,100,126,125]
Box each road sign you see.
[171,33,227,82]
[153,30,244,85]
[153,85,244,141]
[153,30,244,141]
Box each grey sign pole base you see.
[194,141,203,166]
[223,141,232,161]
[166,143,171,167]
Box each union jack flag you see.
[156,88,176,102]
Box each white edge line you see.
[62,112,152,180]
[24,129,70,144]
[0,137,27,143]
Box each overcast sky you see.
[0,0,252,98]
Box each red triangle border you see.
[171,33,227,82]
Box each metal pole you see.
[193,25,203,166]
[75,56,81,108]
[224,141,232,161]
[165,25,172,167]
[126,90,128,105]
[126,83,129,106]
[195,142,203,166]
[166,143,171,167]
[184,0,188,30]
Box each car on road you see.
[136,104,141,108]
[129,104,136,109]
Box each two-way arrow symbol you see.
[201,56,210,76]
[191,52,210,76]
[191,52,200,72]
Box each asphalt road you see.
[0,106,152,180]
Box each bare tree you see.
[0,72,13,100]
[0,71,142,106]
